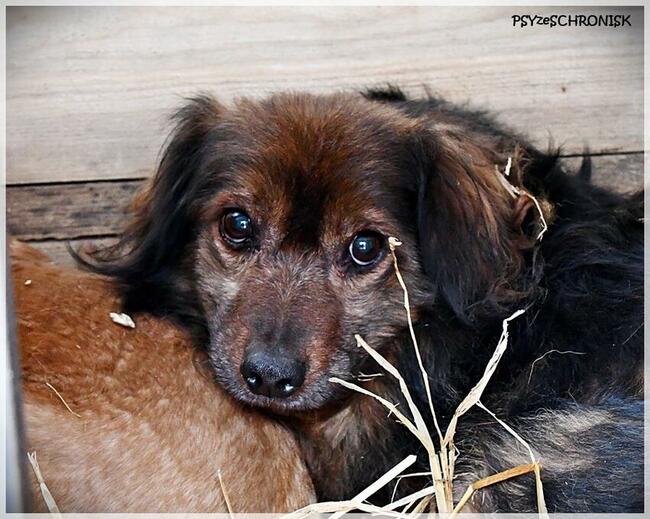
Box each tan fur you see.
[10,240,315,513]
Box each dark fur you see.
[75,87,644,512]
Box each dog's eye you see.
[221,210,253,246]
[349,232,385,267]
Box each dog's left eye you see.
[349,232,385,267]
[221,209,253,247]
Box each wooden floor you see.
[6,6,644,263]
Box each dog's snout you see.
[240,351,306,398]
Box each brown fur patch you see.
[11,241,314,513]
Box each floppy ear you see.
[74,95,223,324]
[413,125,550,323]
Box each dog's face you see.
[91,93,541,413]
[190,95,431,413]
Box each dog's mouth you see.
[233,390,316,415]
[223,376,341,415]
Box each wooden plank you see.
[563,153,644,194]
[19,238,117,268]
[7,180,142,241]
[7,153,643,246]
[7,6,643,184]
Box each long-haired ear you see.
[413,125,552,323]
[73,95,223,323]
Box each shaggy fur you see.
[77,87,644,512]
[11,241,315,513]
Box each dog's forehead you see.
[219,94,414,244]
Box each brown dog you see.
[11,241,315,513]
[77,88,643,511]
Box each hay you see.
[528,349,586,384]
[27,452,62,517]
[287,500,405,518]
[317,233,548,516]
[332,310,542,515]
[339,335,449,511]
[390,471,433,502]
[356,372,384,381]
[442,308,526,448]
[330,455,417,519]
[109,312,135,328]
[451,463,538,517]
[407,494,433,516]
[45,382,81,418]
[387,237,450,510]
[384,485,435,511]
[495,156,549,241]
[217,469,234,517]
[388,237,444,447]
[476,402,548,517]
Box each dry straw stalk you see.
[27,452,62,517]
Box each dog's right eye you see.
[349,232,385,267]
[221,210,253,247]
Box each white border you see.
[1,2,646,517]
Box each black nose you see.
[240,351,306,398]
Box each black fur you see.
[333,87,644,510]
[72,95,223,340]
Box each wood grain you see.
[7,154,643,250]
[17,239,117,268]
[7,180,142,241]
[7,6,643,184]
[563,153,645,194]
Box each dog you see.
[11,241,315,513]
[77,87,644,512]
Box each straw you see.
[27,452,62,517]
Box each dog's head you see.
[83,92,548,413]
